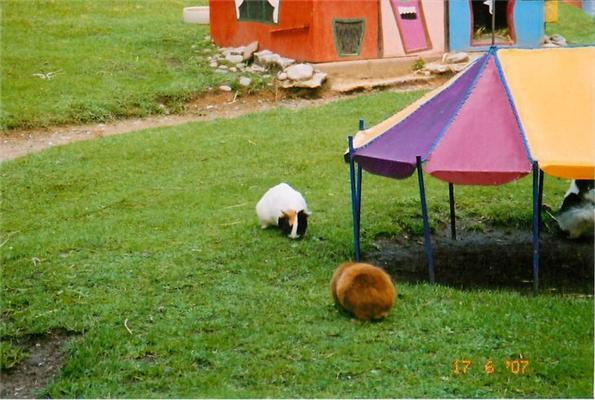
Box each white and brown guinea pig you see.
[256,182,311,239]
[331,262,396,321]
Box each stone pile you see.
[542,34,567,47]
[206,40,327,90]
[276,63,327,89]
[416,52,471,76]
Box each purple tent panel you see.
[353,55,485,179]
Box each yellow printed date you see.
[452,359,529,375]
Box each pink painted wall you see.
[381,0,445,58]
[391,0,431,52]
[381,0,404,57]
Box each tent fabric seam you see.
[351,57,483,153]
[498,43,595,50]
[493,48,534,162]
[422,47,494,162]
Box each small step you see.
[315,55,441,80]
[328,74,440,93]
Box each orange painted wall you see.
[209,0,379,62]
[312,0,379,62]
[560,0,582,8]
[210,0,314,61]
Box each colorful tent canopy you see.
[346,46,594,290]
[352,46,595,184]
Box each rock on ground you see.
[423,63,450,74]
[239,76,251,87]
[254,50,295,70]
[280,71,327,89]
[285,63,314,81]
[225,54,244,64]
[207,44,327,90]
[242,41,259,61]
[250,64,267,73]
[442,52,469,64]
[543,34,567,47]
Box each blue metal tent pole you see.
[416,156,435,283]
[356,119,365,244]
[448,183,456,240]
[532,161,540,293]
[348,136,360,261]
[538,169,544,239]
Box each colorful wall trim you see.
[210,0,545,63]
[449,0,544,52]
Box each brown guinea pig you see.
[331,262,396,321]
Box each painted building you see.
[561,0,595,14]
[210,0,379,62]
[449,0,545,51]
[209,0,544,63]
[380,0,445,58]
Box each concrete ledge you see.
[315,55,441,80]
[329,75,439,93]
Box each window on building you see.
[238,0,275,23]
[333,19,366,57]
[471,0,514,44]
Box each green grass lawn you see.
[0,0,245,130]
[1,92,593,397]
[546,2,595,44]
[2,1,594,132]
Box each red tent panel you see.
[424,57,532,185]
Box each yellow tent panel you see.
[498,47,595,179]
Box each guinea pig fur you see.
[256,183,311,239]
[331,262,396,321]
[557,179,595,239]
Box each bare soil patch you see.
[0,80,439,163]
[0,330,76,399]
[367,227,594,294]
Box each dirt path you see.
[0,82,437,163]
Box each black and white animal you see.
[256,183,311,239]
[557,179,594,239]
